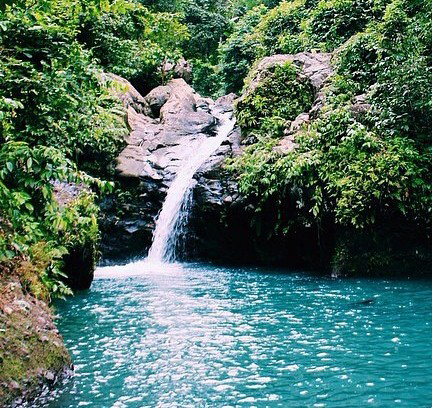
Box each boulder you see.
[162,58,192,83]
[243,52,332,97]
[101,73,151,115]
[145,85,171,118]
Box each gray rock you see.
[244,52,332,96]
[351,94,371,118]
[145,86,171,118]
[100,75,237,262]
[162,58,192,83]
[102,73,151,115]
[215,93,238,113]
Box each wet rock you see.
[100,76,235,262]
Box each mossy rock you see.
[235,60,314,133]
[0,271,72,406]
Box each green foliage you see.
[182,0,231,60]
[303,0,384,51]
[219,5,268,93]
[235,62,314,132]
[79,3,188,86]
[190,59,224,98]
[229,0,432,247]
[252,0,306,55]
[0,0,124,297]
[334,31,382,94]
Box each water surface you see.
[45,263,432,407]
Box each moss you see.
[0,271,71,406]
[235,61,314,133]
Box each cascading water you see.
[147,112,235,263]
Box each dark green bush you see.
[303,0,382,51]
[219,5,268,94]
[334,31,382,94]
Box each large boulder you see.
[244,52,332,97]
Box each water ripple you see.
[34,263,432,407]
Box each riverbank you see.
[0,267,72,406]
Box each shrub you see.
[334,31,382,94]
[252,0,306,55]
[219,5,268,94]
[303,0,382,51]
[79,3,188,88]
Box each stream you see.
[43,262,432,407]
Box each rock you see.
[100,75,236,262]
[162,58,192,83]
[52,181,86,208]
[145,85,171,118]
[3,306,13,315]
[51,181,97,291]
[275,134,297,154]
[243,52,332,97]
[44,371,55,382]
[0,272,71,406]
[101,73,151,115]
[351,94,371,118]
[215,93,238,113]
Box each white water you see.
[147,112,235,263]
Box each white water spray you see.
[147,112,235,263]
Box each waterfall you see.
[147,112,235,263]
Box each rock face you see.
[52,182,96,290]
[243,52,332,96]
[100,77,235,261]
[0,270,72,406]
[246,52,333,154]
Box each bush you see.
[0,0,123,297]
[303,0,383,51]
[219,5,268,94]
[79,3,188,89]
[334,31,382,94]
[190,59,224,98]
[252,0,306,55]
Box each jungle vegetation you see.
[1,0,431,297]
